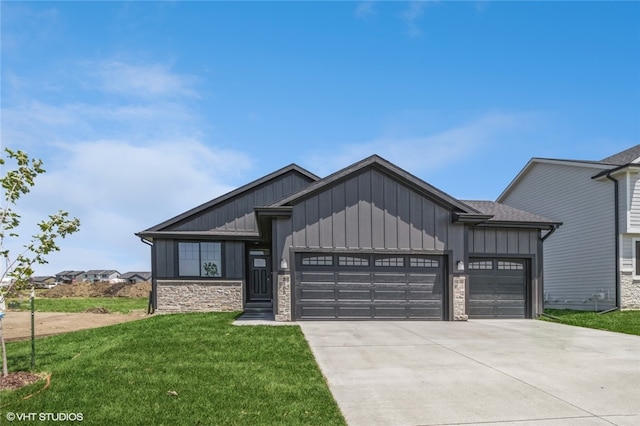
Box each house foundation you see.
[156,280,243,313]
[276,274,292,321]
[453,276,468,321]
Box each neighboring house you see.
[55,271,85,284]
[120,272,152,283]
[498,145,640,311]
[137,155,559,321]
[83,270,120,282]
[30,276,56,287]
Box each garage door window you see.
[338,255,369,266]
[468,260,492,270]
[301,255,333,266]
[410,257,439,268]
[497,260,524,270]
[375,256,405,267]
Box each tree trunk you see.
[1,319,7,377]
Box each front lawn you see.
[542,309,640,336]
[1,313,345,425]
[5,297,147,314]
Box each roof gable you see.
[270,155,480,214]
[139,164,319,234]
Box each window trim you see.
[177,241,224,278]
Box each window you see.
[375,256,405,267]
[497,260,524,270]
[179,242,222,277]
[338,255,369,266]
[301,255,333,266]
[410,257,439,268]
[468,260,493,270]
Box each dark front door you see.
[249,255,272,301]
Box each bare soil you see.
[44,281,151,298]
[2,311,147,342]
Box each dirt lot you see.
[2,311,147,342]
[2,281,151,341]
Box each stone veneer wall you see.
[156,280,243,313]
[453,276,468,321]
[276,274,291,321]
[621,272,640,310]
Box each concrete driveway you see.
[299,320,640,426]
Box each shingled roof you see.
[600,144,640,166]
[462,200,561,227]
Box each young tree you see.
[0,148,80,377]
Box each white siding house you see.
[498,145,640,311]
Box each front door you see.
[248,254,272,301]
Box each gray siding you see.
[172,172,312,232]
[155,239,174,278]
[288,169,458,251]
[626,172,640,232]
[468,228,538,255]
[500,162,616,310]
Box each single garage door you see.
[468,258,528,319]
[294,253,445,320]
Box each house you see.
[83,270,120,283]
[120,272,152,283]
[137,155,559,321]
[30,276,57,288]
[498,145,640,311]
[55,270,85,284]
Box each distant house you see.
[498,145,640,311]
[83,270,120,283]
[120,272,151,283]
[138,155,558,321]
[30,276,56,285]
[55,271,85,284]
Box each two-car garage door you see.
[294,253,445,320]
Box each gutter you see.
[541,224,560,242]
[599,172,621,314]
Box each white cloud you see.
[1,58,254,276]
[304,111,537,177]
[401,1,438,38]
[355,1,376,20]
[7,139,252,276]
[87,60,199,99]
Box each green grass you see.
[1,312,345,426]
[6,297,147,314]
[542,309,640,336]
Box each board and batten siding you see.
[172,172,313,232]
[276,168,464,264]
[500,161,616,310]
[468,228,538,255]
[153,239,245,279]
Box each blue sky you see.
[1,1,639,276]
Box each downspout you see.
[599,173,620,315]
[140,238,156,314]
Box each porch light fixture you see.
[280,258,288,270]
[457,260,465,271]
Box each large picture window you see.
[178,242,222,277]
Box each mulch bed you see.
[0,371,43,391]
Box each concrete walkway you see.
[299,320,640,426]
